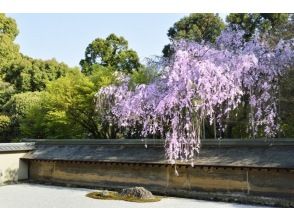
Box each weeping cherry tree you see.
[96,26,294,164]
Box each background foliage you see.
[0,13,293,142]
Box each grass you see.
[86,191,162,203]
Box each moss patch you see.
[86,191,161,203]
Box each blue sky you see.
[8,13,226,68]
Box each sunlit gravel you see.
[0,183,260,208]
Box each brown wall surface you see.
[28,160,294,206]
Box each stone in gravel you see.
[120,187,154,199]
[100,190,111,196]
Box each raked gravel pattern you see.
[0,183,261,208]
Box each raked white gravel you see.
[0,183,260,208]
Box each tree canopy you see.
[0,13,19,40]
[4,56,80,92]
[80,33,141,75]
[226,13,289,40]
[162,13,225,57]
[0,14,20,74]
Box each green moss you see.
[86,191,161,203]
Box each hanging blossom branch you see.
[96,26,294,164]
[217,26,294,137]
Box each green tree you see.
[2,91,42,140]
[280,69,294,137]
[0,14,20,74]
[44,72,99,137]
[0,13,19,40]
[266,13,294,46]
[1,14,130,140]
[129,63,160,88]
[1,14,75,93]
[80,33,141,75]
[0,78,15,110]
[0,114,11,142]
[89,65,119,88]
[3,56,79,92]
[163,13,225,57]
[20,69,121,139]
[226,13,289,40]
[20,92,84,139]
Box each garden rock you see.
[120,187,154,199]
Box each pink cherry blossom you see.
[96,26,294,164]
